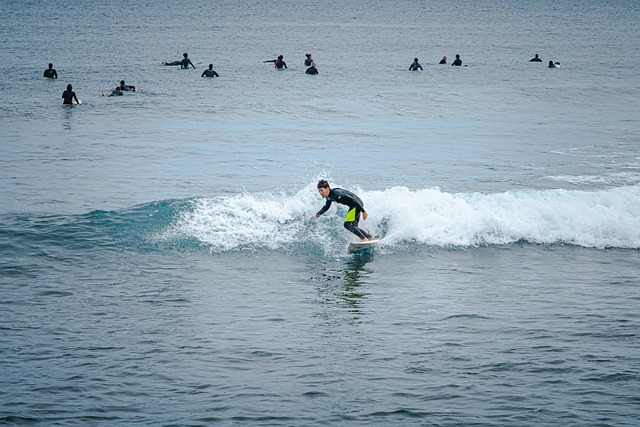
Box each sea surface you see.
[1,0,639,425]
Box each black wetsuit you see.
[119,84,135,91]
[266,59,287,69]
[530,57,542,62]
[452,58,462,66]
[62,90,77,105]
[316,188,372,240]
[305,66,318,75]
[201,69,219,77]
[181,57,195,69]
[304,57,313,66]
[44,68,57,78]
[439,59,447,65]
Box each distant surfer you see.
[409,57,423,71]
[161,53,195,69]
[101,86,123,97]
[530,54,542,62]
[118,80,136,91]
[548,60,560,68]
[264,55,287,69]
[304,53,313,66]
[305,62,318,75]
[439,56,447,64]
[452,54,462,66]
[201,64,220,77]
[43,63,58,79]
[310,180,374,242]
[62,84,79,105]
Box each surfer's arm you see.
[312,200,332,219]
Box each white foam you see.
[165,184,640,251]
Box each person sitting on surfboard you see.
[62,84,79,105]
[305,62,318,75]
[263,55,287,69]
[161,53,195,69]
[530,54,542,62]
[409,57,423,71]
[310,180,373,242]
[304,53,313,66]
[43,63,57,79]
[201,64,220,77]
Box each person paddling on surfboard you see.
[310,180,374,241]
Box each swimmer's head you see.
[278,55,283,60]
[183,53,188,58]
[48,63,53,69]
[67,84,72,90]
[443,56,447,60]
[120,80,125,85]
[208,64,213,69]
[306,53,311,57]
[311,62,316,67]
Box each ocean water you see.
[1,0,639,425]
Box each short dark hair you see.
[317,179,330,189]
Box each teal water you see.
[1,0,639,425]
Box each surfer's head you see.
[317,180,330,197]
[183,53,188,58]
[67,84,72,90]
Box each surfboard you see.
[347,239,379,253]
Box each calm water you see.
[1,0,639,425]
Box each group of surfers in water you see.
[408,53,559,70]
[48,51,559,106]
[48,52,321,105]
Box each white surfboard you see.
[347,239,379,253]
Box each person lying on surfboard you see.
[161,52,195,69]
[310,179,374,241]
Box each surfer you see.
[310,180,374,241]
[439,56,447,64]
[264,55,287,69]
[530,54,542,62]
[43,63,58,79]
[161,53,195,69]
[548,60,560,68]
[304,53,313,66]
[118,80,136,91]
[201,64,220,77]
[452,54,462,66]
[409,57,423,71]
[102,86,123,97]
[62,84,79,105]
[305,62,318,75]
